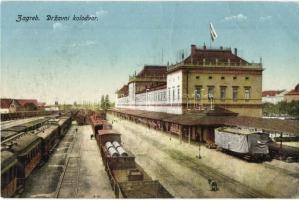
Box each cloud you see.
[224,13,247,21]
[96,9,108,18]
[259,16,272,22]
[53,22,62,31]
[71,40,96,47]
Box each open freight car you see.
[95,129,173,198]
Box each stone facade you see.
[116,44,263,117]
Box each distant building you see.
[116,44,263,117]
[262,90,287,104]
[284,83,299,102]
[0,98,45,113]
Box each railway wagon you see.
[96,129,173,198]
[1,118,49,141]
[37,124,60,160]
[90,115,112,135]
[9,134,42,180]
[215,127,271,161]
[57,116,72,138]
[1,150,18,197]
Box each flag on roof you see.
[209,23,218,42]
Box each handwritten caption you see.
[16,15,99,22]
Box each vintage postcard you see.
[1,1,299,199]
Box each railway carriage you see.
[9,134,42,181]
[37,124,60,160]
[58,116,72,137]
[1,150,18,197]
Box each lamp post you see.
[145,89,150,109]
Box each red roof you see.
[0,98,13,109]
[183,45,249,65]
[0,98,39,108]
[136,65,167,78]
[285,84,299,96]
[262,90,285,97]
[17,99,38,107]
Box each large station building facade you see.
[116,44,263,117]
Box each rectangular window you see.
[208,86,214,100]
[177,85,180,100]
[220,86,226,100]
[195,85,202,100]
[232,86,238,101]
[168,88,170,102]
[244,87,251,101]
[172,86,175,101]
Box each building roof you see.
[262,90,286,97]
[0,98,13,108]
[184,45,249,65]
[136,65,167,77]
[17,99,38,107]
[0,98,40,108]
[285,83,299,96]
[110,108,299,134]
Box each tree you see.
[105,94,111,110]
[100,95,105,110]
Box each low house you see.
[0,98,45,113]
[284,84,299,102]
[262,90,287,104]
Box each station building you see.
[116,44,263,117]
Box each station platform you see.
[21,123,115,198]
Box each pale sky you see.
[1,1,299,104]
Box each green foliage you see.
[100,94,113,110]
[263,101,299,117]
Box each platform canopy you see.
[110,108,299,135]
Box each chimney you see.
[191,44,196,56]
[234,48,237,56]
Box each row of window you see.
[194,86,251,101]
[1,166,16,189]
[25,145,40,165]
[145,91,167,102]
[168,85,180,101]
[195,76,250,80]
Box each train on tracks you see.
[1,114,72,197]
[89,114,173,198]
[215,127,272,162]
[215,127,299,162]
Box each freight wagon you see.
[215,127,271,161]
[89,116,173,198]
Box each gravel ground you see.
[107,114,299,198]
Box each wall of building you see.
[117,67,263,117]
[284,95,299,103]
[181,68,262,116]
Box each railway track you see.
[120,122,273,198]
[55,157,80,198]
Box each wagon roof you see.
[98,129,120,135]
[1,130,18,140]
[3,125,27,132]
[1,150,17,173]
[37,125,59,139]
[10,134,41,154]
[216,127,257,135]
